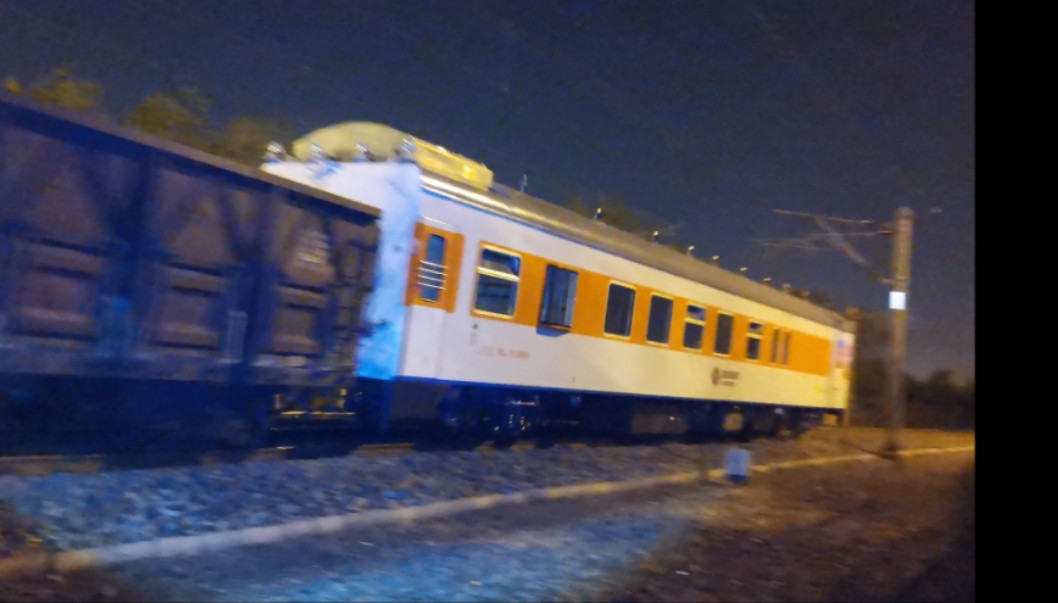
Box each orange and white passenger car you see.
[262,123,856,439]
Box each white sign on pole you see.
[889,291,906,310]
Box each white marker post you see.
[725,448,751,484]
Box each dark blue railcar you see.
[0,92,380,452]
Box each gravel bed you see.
[127,498,693,603]
[16,450,973,603]
[0,428,973,553]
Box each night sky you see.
[0,0,974,380]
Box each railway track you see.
[0,431,598,478]
[0,410,780,478]
[0,443,397,477]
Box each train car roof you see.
[287,120,853,332]
[422,170,857,333]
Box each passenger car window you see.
[683,305,706,350]
[539,265,578,328]
[418,234,446,302]
[646,295,673,344]
[714,312,734,355]
[746,321,763,360]
[474,248,520,316]
[604,283,636,337]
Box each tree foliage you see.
[122,88,211,149]
[210,116,293,166]
[2,77,22,95]
[907,369,973,406]
[31,77,103,113]
[120,88,288,166]
[4,67,104,114]
[6,69,293,168]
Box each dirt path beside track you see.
[586,451,975,602]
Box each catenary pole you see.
[884,207,913,453]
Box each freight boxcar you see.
[0,93,380,452]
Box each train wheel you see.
[682,430,710,444]
[491,434,518,450]
[720,409,747,442]
[736,419,754,443]
[784,412,806,440]
[221,414,269,450]
[446,432,484,451]
[533,433,558,449]
[759,409,785,439]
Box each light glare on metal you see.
[309,143,327,163]
[263,141,285,162]
[353,142,371,162]
[397,138,416,161]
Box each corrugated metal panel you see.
[0,92,381,386]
